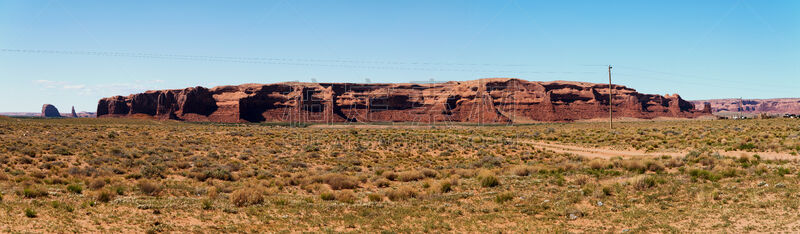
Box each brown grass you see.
[231,188,264,207]
[386,186,418,201]
[314,174,359,190]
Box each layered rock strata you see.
[97,78,708,123]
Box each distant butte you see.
[97,78,709,123]
[691,98,800,114]
[41,104,62,118]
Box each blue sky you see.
[0,0,798,112]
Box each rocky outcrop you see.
[691,98,800,114]
[71,106,78,118]
[41,104,61,118]
[97,78,709,123]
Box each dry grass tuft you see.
[397,171,426,182]
[231,188,264,207]
[386,186,418,201]
[314,174,359,190]
[509,165,531,176]
[137,180,162,196]
[335,190,357,203]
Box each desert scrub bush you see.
[475,155,503,168]
[689,169,721,182]
[374,178,391,188]
[96,189,116,203]
[313,174,358,190]
[645,160,665,172]
[775,167,791,177]
[89,179,106,190]
[383,171,398,181]
[572,175,591,186]
[437,180,453,193]
[631,175,660,190]
[192,168,235,181]
[495,192,514,204]
[140,164,166,179]
[22,187,48,198]
[367,193,382,202]
[510,165,531,176]
[666,157,685,168]
[137,180,163,196]
[622,160,646,173]
[586,159,610,170]
[397,171,425,182]
[66,184,83,194]
[231,188,264,207]
[335,190,357,203]
[320,192,336,201]
[386,186,418,201]
[737,143,757,151]
[421,169,438,178]
[478,170,500,188]
[201,199,214,210]
[24,208,37,218]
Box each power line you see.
[0,48,603,75]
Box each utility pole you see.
[608,65,613,130]
[739,97,743,119]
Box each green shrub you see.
[689,169,720,181]
[67,184,83,194]
[632,175,659,190]
[320,192,336,201]
[495,192,514,204]
[24,208,37,218]
[775,167,791,177]
[439,181,453,193]
[22,187,48,198]
[480,175,500,188]
[201,199,214,210]
[737,143,757,150]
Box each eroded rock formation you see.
[691,98,800,114]
[41,104,61,118]
[97,78,708,123]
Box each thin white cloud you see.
[32,80,166,96]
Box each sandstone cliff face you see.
[97,78,707,123]
[691,98,800,114]
[41,104,61,118]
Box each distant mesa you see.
[41,104,62,118]
[690,98,800,115]
[97,78,710,123]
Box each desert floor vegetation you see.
[0,116,799,232]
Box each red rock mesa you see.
[97,78,708,123]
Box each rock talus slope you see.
[97,78,708,123]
